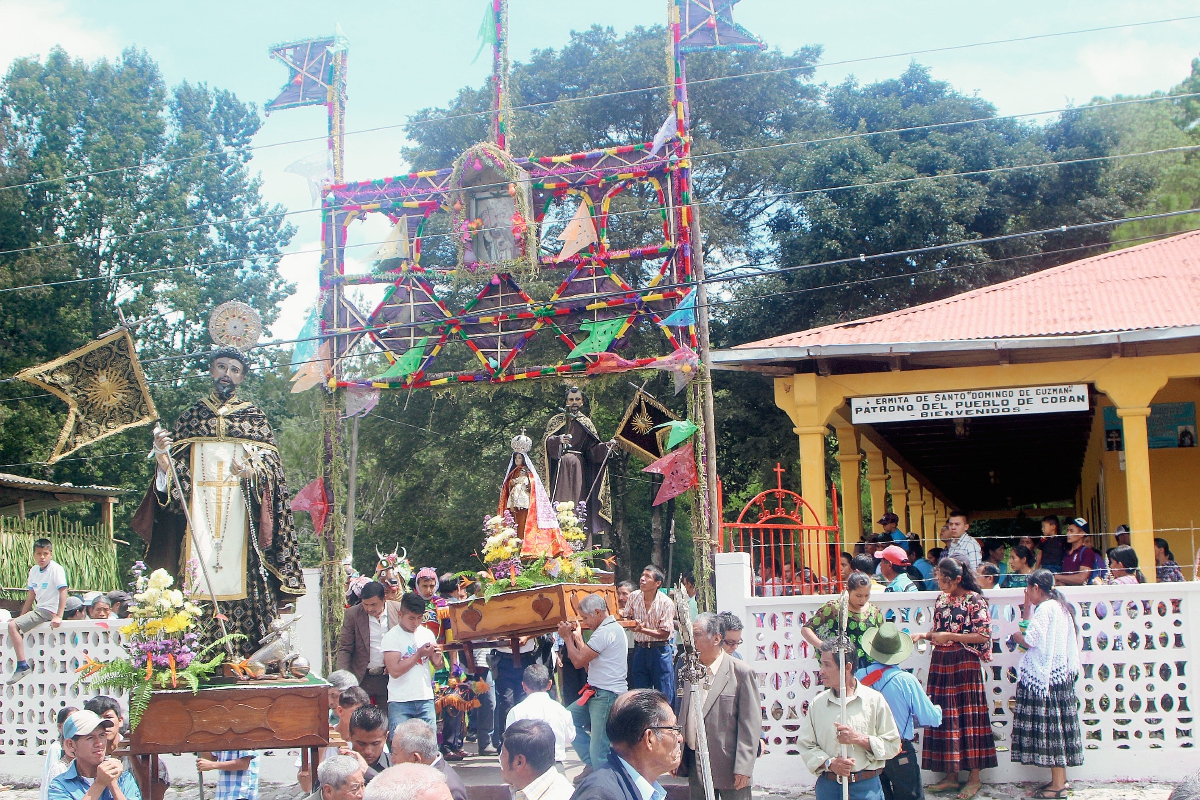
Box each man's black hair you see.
[338,686,371,710]
[502,719,556,774]
[605,689,673,748]
[83,695,123,720]
[360,581,387,602]
[33,538,52,551]
[349,703,387,735]
[851,554,875,574]
[400,592,427,615]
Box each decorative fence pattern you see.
[713,553,1200,788]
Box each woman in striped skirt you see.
[911,556,996,800]
[1011,569,1083,799]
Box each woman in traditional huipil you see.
[1010,569,1082,799]
[911,556,996,800]
[800,571,882,667]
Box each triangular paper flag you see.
[291,478,330,534]
[291,306,320,370]
[343,387,380,418]
[655,420,699,450]
[650,114,676,156]
[284,152,332,206]
[374,337,429,381]
[567,318,625,359]
[586,352,639,375]
[473,0,498,63]
[660,290,696,327]
[642,447,699,506]
[290,341,331,393]
[556,202,599,262]
[371,218,410,263]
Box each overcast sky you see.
[3,0,1198,339]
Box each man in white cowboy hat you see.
[856,623,942,800]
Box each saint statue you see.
[131,306,305,657]
[500,431,569,558]
[543,386,612,543]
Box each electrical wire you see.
[1,14,1196,195]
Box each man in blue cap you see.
[857,624,942,800]
[48,710,141,800]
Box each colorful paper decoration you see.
[370,218,410,263]
[284,152,332,206]
[266,36,344,112]
[614,391,679,464]
[655,420,700,450]
[585,353,640,375]
[374,337,430,381]
[15,328,157,463]
[567,318,625,358]
[556,202,599,262]
[473,0,498,63]
[290,342,332,393]
[650,114,676,156]
[291,307,320,371]
[660,289,696,327]
[677,0,766,53]
[651,345,700,394]
[291,478,330,535]
[343,387,380,419]
[642,446,699,505]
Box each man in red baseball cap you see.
[878,546,918,593]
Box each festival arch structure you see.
[266,1,766,648]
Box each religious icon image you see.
[472,191,518,264]
[131,302,305,656]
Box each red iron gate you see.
[720,464,844,595]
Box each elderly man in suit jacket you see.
[679,612,760,800]
[337,581,403,707]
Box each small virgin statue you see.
[499,430,570,558]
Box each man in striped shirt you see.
[624,565,676,700]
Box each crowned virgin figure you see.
[500,430,570,558]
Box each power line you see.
[4,91,1195,262]
[1,14,1196,195]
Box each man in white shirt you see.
[557,593,628,780]
[506,664,575,764]
[943,511,982,571]
[500,720,574,800]
[382,593,444,734]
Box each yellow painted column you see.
[922,487,936,549]
[796,425,829,526]
[888,459,909,533]
[774,374,845,527]
[1116,407,1157,582]
[833,422,864,546]
[863,441,889,536]
[906,472,925,541]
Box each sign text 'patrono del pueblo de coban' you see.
[850,384,1089,424]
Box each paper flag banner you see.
[567,318,625,359]
[655,420,700,450]
[650,114,676,156]
[343,387,380,419]
[650,345,700,394]
[291,341,331,393]
[15,328,157,463]
[642,446,699,506]
[556,202,599,262]
[586,352,639,375]
[473,0,498,63]
[291,306,320,370]
[374,337,429,381]
[266,36,341,113]
[284,152,332,206]
[370,218,410,263]
[291,478,330,535]
[660,290,696,327]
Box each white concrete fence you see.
[714,552,1200,788]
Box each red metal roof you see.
[737,230,1200,349]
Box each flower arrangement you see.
[76,560,240,729]
[481,512,522,580]
[556,501,587,544]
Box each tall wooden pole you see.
[689,208,721,613]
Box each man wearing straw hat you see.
[857,623,943,800]
[797,638,900,800]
